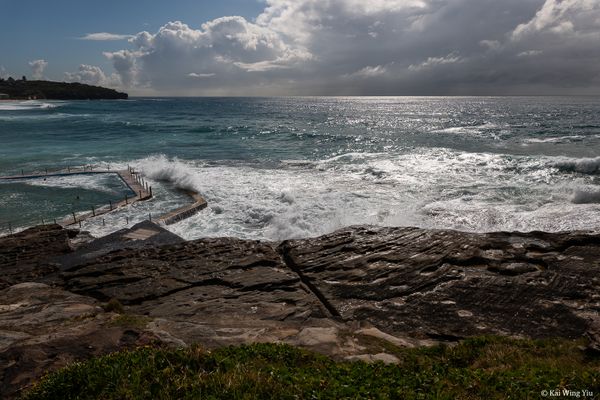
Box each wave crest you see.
[551,157,600,174]
[138,155,201,193]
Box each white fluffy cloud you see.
[511,0,599,39]
[77,0,600,95]
[28,59,48,80]
[64,64,120,87]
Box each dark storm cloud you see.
[67,0,600,95]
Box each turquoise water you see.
[0,173,135,228]
[1,97,599,239]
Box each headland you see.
[0,78,127,100]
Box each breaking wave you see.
[551,156,600,174]
[0,100,64,111]
[120,150,600,241]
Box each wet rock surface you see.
[1,223,599,398]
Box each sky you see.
[1,0,599,96]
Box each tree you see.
[22,75,27,81]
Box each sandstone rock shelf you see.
[1,223,599,398]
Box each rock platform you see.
[1,223,599,398]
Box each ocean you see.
[1,96,599,240]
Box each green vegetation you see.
[0,78,127,100]
[23,336,600,400]
[103,298,126,314]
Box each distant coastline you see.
[0,78,127,100]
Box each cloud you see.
[102,17,310,92]
[345,65,388,78]
[188,72,216,78]
[103,50,139,86]
[64,64,120,87]
[0,66,7,79]
[518,50,543,57]
[80,32,133,41]
[81,0,600,95]
[511,0,599,40]
[408,54,463,71]
[480,40,502,51]
[28,59,48,80]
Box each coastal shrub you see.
[22,336,600,400]
[103,298,125,314]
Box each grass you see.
[22,336,600,400]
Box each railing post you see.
[92,206,95,217]
[126,216,129,225]
[72,212,77,223]
[125,194,128,204]
[79,220,82,228]
[102,218,105,226]
[150,186,153,197]
[149,213,152,222]
[109,200,113,211]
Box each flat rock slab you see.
[279,226,600,340]
[63,237,327,331]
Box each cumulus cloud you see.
[64,64,120,87]
[511,0,599,40]
[80,32,133,41]
[81,0,600,95]
[103,50,139,86]
[28,59,48,80]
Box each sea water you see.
[0,97,599,239]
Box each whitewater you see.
[0,96,599,239]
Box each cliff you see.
[0,79,128,100]
[1,223,599,397]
